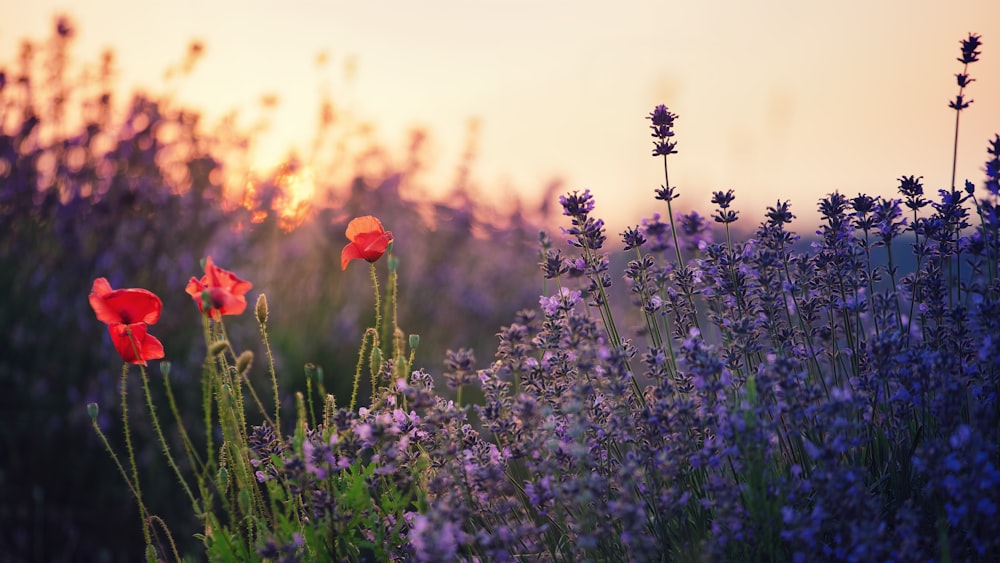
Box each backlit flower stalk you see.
[340,215,400,409]
[950,33,982,190]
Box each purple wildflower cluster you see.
[244,387,428,561]
[363,44,997,556]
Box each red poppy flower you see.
[106,321,165,366]
[89,278,165,365]
[185,256,253,319]
[341,216,393,270]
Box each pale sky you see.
[4,1,1000,230]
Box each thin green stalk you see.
[160,367,204,474]
[90,409,153,549]
[240,372,277,431]
[661,154,684,269]
[350,328,377,412]
[949,61,970,192]
[148,515,182,563]
[139,368,198,511]
[370,262,383,352]
[119,363,152,547]
[199,314,215,461]
[257,299,281,437]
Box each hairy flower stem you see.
[257,303,281,436]
[139,367,198,511]
[350,328,378,412]
[90,412,154,552]
[199,314,214,460]
[119,363,152,547]
[370,261,384,355]
[161,370,205,473]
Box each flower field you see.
[2,19,999,562]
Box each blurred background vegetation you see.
[0,17,558,560]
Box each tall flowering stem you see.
[341,215,394,406]
[649,105,685,269]
[119,362,151,549]
[949,33,981,190]
[649,105,702,336]
[559,189,645,408]
[369,261,384,403]
[255,293,281,437]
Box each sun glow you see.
[238,163,317,232]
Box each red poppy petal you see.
[211,287,248,316]
[217,269,252,295]
[185,277,205,299]
[92,277,113,297]
[354,231,390,261]
[90,278,122,324]
[204,257,251,292]
[341,242,365,270]
[345,216,384,242]
[139,332,165,363]
[109,323,144,365]
[103,289,163,325]
[109,323,165,365]
[90,279,162,325]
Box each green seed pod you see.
[408,334,420,351]
[86,402,99,420]
[159,361,171,378]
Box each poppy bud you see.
[409,334,420,351]
[236,350,253,374]
[87,402,99,420]
[209,340,229,357]
[160,361,171,378]
[255,293,268,325]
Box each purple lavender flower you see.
[621,225,647,251]
[711,189,740,224]
[647,104,679,157]
[641,213,673,253]
[958,32,982,64]
[559,188,596,218]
